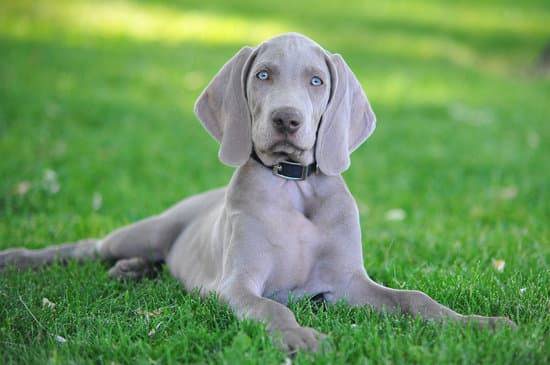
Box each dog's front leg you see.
[219,276,326,353]
[341,271,516,329]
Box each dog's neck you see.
[228,158,344,219]
[257,158,317,215]
[250,150,317,181]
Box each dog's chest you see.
[263,222,329,302]
[282,179,318,217]
[262,181,336,300]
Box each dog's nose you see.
[271,108,303,134]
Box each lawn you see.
[0,0,549,363]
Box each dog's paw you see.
[463,315,517,330]
[108,257,157,280]
[273,326,327,354]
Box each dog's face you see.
[195,33,376,176]
[245,37,331,165]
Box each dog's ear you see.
[195,46,256,166]
[316,53,376,176]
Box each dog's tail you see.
[0,238,99,271]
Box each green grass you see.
[0,0,549,363]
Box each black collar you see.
[251,150,317,181]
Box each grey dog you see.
[0,33,515,353]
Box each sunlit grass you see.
[0,0,289,44]
[1,0,548,77]
[359,0,548,35]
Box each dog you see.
[0,33,515,353]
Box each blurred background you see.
[0,0,548,277]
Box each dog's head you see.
[195,33,376,176]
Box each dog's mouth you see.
[255,139,313,165]
[270,141,305,154]
[266,141,306,162]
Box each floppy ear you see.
[316,53,376,176]
[194,46,256,166]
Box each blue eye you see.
[256,70,269,80]
[310,76,323,86]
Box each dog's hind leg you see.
[97,188,226,263]
[0,209,184,272]
[0,238,99,271]
[0,216,177,272]
[96,214,180,263]
[0,188,226,272]
[0,213,178,272]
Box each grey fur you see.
[0,33,515,353]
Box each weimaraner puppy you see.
[0,33,515,353]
